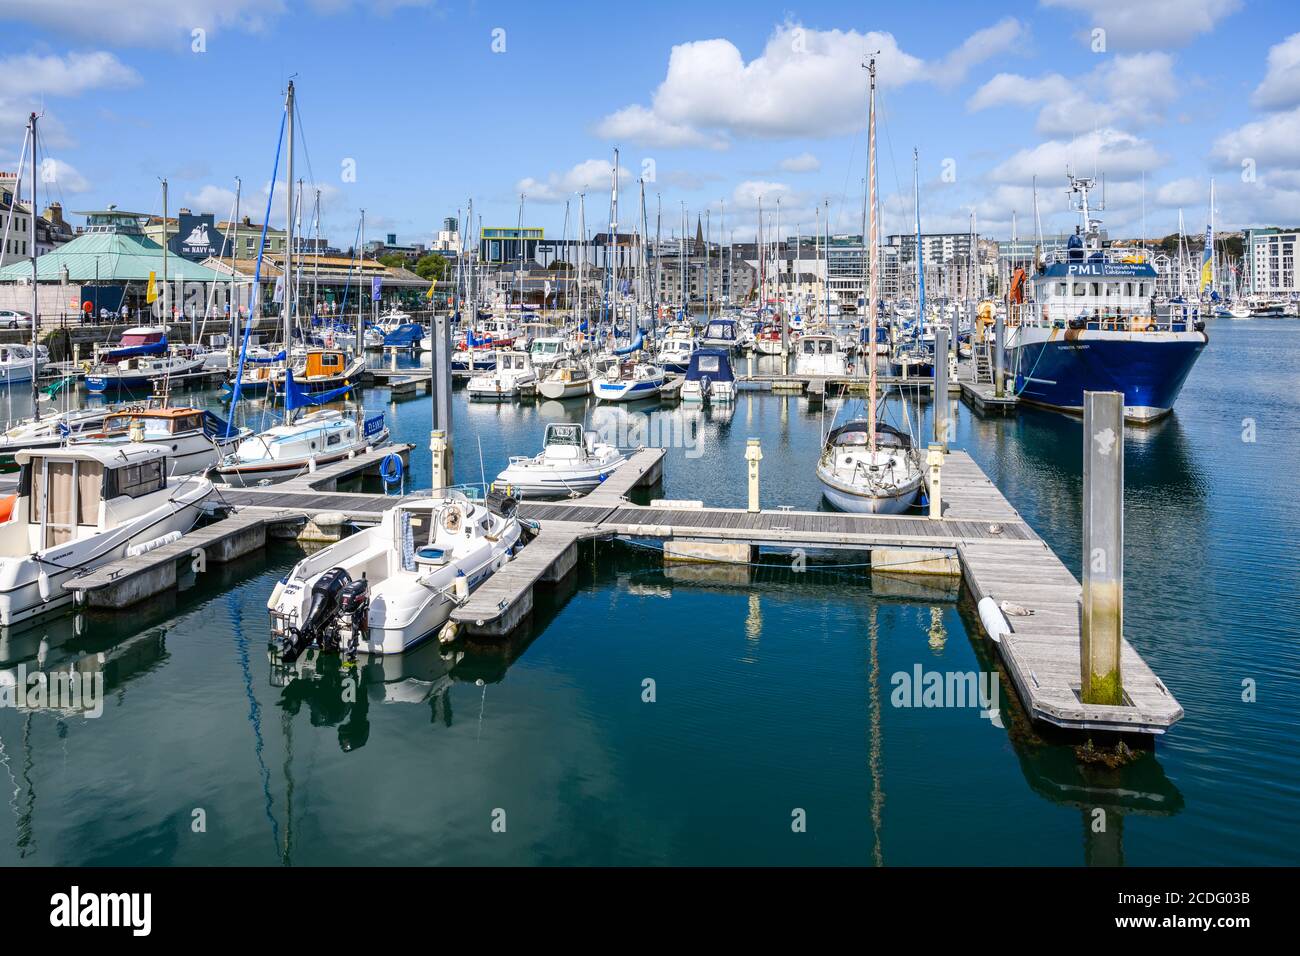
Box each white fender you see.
[127,530,182,558]
[267,579,286,611]
[977,596,1011,645]
[38,569,50,602]
[453,575,469,602]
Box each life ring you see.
[0,494,15,523]
[380,452,403,484]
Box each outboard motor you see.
[282,567,352,664]
[337,577,370,661]
[485,487,518,518]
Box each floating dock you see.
[56,439,1181,738]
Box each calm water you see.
[1,319,1297,865]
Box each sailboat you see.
[816,58,924,515]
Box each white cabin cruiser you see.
[680,348,736,404]
[0,344,45,384]
[592,359,664,402]
[494,423,626,498]
[268,490,524,658]
[70,406,250,476]
[658,325,699,373]
[794,333,848,377]
[528,336,569,370]
[0,444,213,626]
[466,349,536,400]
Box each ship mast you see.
[866,57,879,452]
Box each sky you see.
[2,0,1299,249]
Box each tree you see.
[413,253,448,282]
[377,252,406,268]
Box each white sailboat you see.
[816,57,924,516]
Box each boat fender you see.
[267,578,286,611]
[977,596,1011,645]
[38,569,51,603]
[438,620,459,645]
[127,529,182,558]
[453,571,469,602]
[307,456,317,474]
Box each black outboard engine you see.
[485,487,518,518]
[282,567,351,664]
[337,577,370,662]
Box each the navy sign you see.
[170,212,220,262]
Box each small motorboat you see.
[699,317,741,351]
[0,405,130,471]
[536,358,594,400]
[466,349,536,401]
[680,348,736,404]
[85,351,208,393]
[268,489,524,658]
[494,422,626,498]
[0,344,45,384]
[528,336,570,371]
[593,359,664,402]
[0,443,213,626]
[815,419,923,515]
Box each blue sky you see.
[2,0,1299,248]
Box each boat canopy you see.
[685,348,734,382]
[612,330,644,355]
[825,420,912,450]
[382,323,425,347]
[285,368,352,410]
[105,331,167,361]
[245,349,286,364]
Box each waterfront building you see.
[1244,227,1299,296]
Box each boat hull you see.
[817,469,921,515]
[1011,328,1207,422]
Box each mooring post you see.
[431,311,454,489]
[993,310,1005,398]
[927,444,943,519]
[934,326,949,447]
[1081,390,1124,706]
[744,438,762,512]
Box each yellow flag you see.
[424,280,436,301]
[146,271,158,303]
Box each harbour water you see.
[0,319,1296,865]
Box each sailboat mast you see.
[29,112,39,420]
[284,80,295,353]
[913,147,923,319]
[866,57,879,451]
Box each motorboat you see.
[536,358,594,400]
[657,324,698,373]
[680,348,736,404]
[214,370,389,485]
[0,405,132,471]
[69,406,249,476]
[267,489,524,657]
[466,350,536,401]
[815,420,923,515]
[494,422,625,497]
[592,359,664,402]
[794,333,848,377]
[0,344,45,384]
[528,336,570,371]
[85,351,208,394]
[0,444,213,626]
[699,317,741,351]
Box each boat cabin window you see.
[105,458,165,499]
[697,355,720,373]
[546,424,583,446]
[327,434,341,447]
[24,458,107,545]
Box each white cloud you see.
[0,51,139,99]
[1040,0,1241,49]
[929,18,1026,87]
[516,159,632,204]
[1153,177,1205,207]
[989,128,1163,184]
[187,184,239,214]
[968,73,1072,111]
[779,152,821,173]
[0,0,284,45]
[38,158,91,193]
[1212,106,1300,168]
[594,105,728,150]
[731,180,795,212]
[1252,33,1300,111]
[593,18,1021,147]
[969,53,1177,137]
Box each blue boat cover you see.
[285,368,352,410]
[105,335,167,361]
[613,330,644,355]
[685,348,734,382]
[383,323,425,346]
[246,349,287,364]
